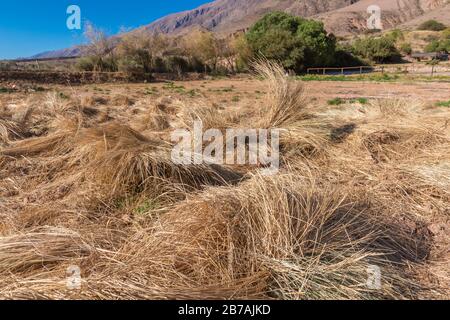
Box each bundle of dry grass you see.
[1,173,432,300]
[1,121,242,212]
[0,106,33,145]
[253,59,309,129]
[0,227,93,274]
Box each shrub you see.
[418,20,446,31]
[425,39,450,53]
[442,28,450,40]
[0,87,13,94]
[75,57,96,71]
[183,31,220,72]
[387,29,404,43]
[400,42,412,55]
[333,44,366,67]
[118,56,145,74]
[75,56,117,72]
[352,36,401,63]
[165,56,190,74]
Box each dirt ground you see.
[2,77,450,104]
[183,78,450,102]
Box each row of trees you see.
[78,14,450,76]
[77,23,249,74]
[77,14,364,75]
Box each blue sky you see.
[0,0,211,59]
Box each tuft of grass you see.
[144,87,159,95]
[0,87,13,94]
[0,60,448,300]
[231,95,240,102]
[328,97,345,105]
[163,82,185,93]
[353,97,368,104]
[436,100,450,107]
[328,97,369,105]
[253,59,308,128]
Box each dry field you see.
[0,62,449,300]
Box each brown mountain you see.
[139,0,358,35]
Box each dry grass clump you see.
[0,227,93,274]
[133,103,172,132]
[135,173,431,300]
[111,94,135,107]
[177,102,243,132]
[253,59,309,128]
[0,120,242,216]
[0,106,33,145]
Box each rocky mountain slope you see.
[317,0,448,36]
[139,0,357,35]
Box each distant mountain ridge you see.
[139,0,356,35]
[30,46,82,59]
[29,0,449,59]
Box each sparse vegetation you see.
[327,97,368,105]
[327,97,344,105]
[0,87,13,93]
[351,36,401,63]
[399,42,412,55]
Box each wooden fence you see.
[307,65,450,76]
[306,66,374,75]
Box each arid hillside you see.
[139,0,355,35]
[317,0,448,35]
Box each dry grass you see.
[0,61,448,300]
[252,59,309,128]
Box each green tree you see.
[425,39,450,53]
[352,36,401,63]
[245,12,337,72]
[232,34,253,71]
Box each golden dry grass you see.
[0,61,448,300]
